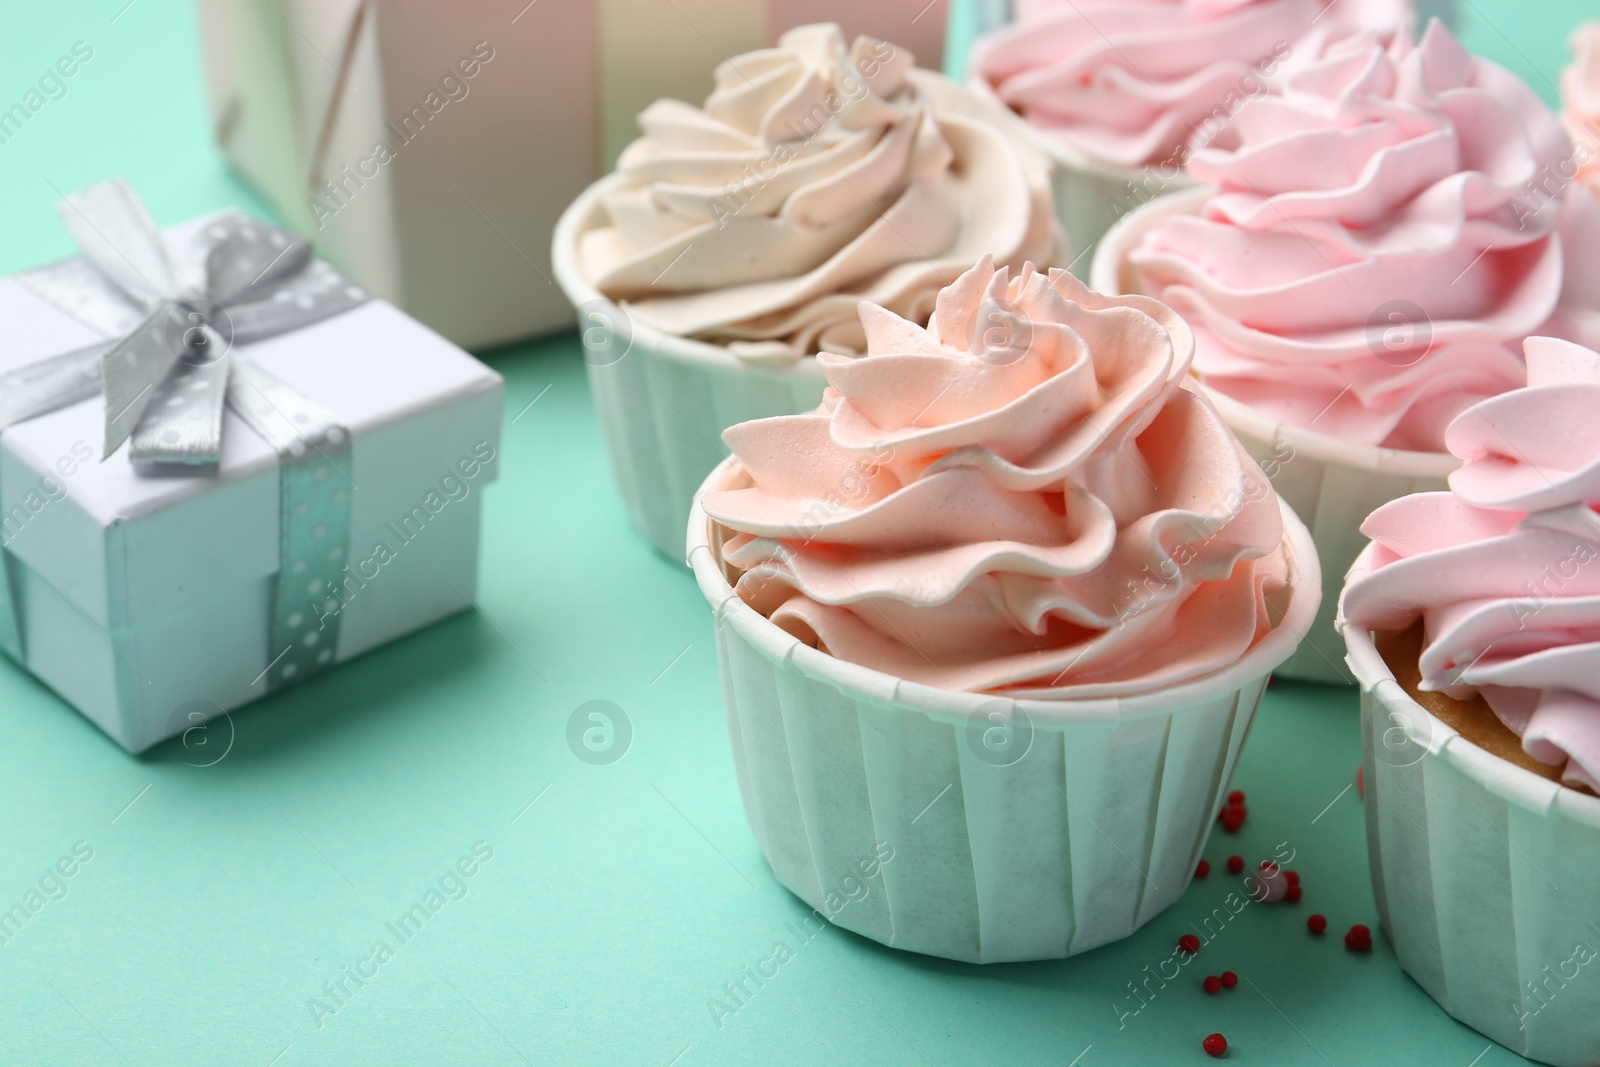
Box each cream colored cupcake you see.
[553,24,1058,557]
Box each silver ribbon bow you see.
[0,179,369,694]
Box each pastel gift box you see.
[0,211,503,754]
[195,0,950,350]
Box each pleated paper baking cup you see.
[967,75,1193,278]
[1093,189,1458,684]
[553,178,827,560]
[1342,546,1600,1067]
[688,458,1322,963]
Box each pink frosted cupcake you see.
[1094,21,1600,681]
[687,258,1319,962]
[1340,336,1600,1066]
[968,0,1412,266]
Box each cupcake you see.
[552,24,1058,558]
[1562,22,1600,198]
[688,258,1319,962]
[1092,20,1600,682]
[1340,336,1600,1066]
[967,0,1411,270]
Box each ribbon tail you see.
[100,305,184,460]
[56,178,177,309]
[129,341,232,466]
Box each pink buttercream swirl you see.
[1129,23,1583,452]
[970,0,1410,170]
[701,258,1291,695]
[1345,337,1600,792]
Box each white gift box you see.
[1342,546,1600,1067]
[0,211,503,753]
[689,457,1322,963]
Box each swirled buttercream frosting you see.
[1127,22,1587,452]
[579,24,1057,361]
[701,257,1292,695]
[970,0,1411,170]
[1344,337,1600,792]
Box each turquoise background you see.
[0,2,1591,1064]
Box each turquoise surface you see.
[0,2,1591,1064]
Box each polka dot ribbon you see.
[0,178,370,691]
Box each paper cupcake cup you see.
[688,456,1321,963]
[967,74,1194,278]
[1093,188,1458,684]
[552,177,828,560]
[1341,545,1600,1067]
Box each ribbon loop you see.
[55,178,177,309]
[17,184,371,465]
[205,226,312,306]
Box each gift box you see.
[194,0,949,350]
[0,181,503,753]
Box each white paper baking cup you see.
[1341,544,1600,1067]
[553,178,828,560]
[967,74,1194,278]
[1093,188,1458,684]
[688,457,1322,963]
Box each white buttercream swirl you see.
[579,24,1058,361]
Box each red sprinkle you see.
[1307,914,1327,934]
[1357,766,1365,798]
[1258,860,1280,875]
[1226,855,1245,874]
[1178,934,1202,955]
[1196,860,1211,879]
[1345,924,1373,951]
[1286,884,1303,903]
[1227,790,1245,805]
[1222,816,1243,834]
[1203,974,1222,994]
[1203,1032,1228,1057]
[1284,869,1300,886]
[1220,970,1238,989]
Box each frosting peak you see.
[1344,337,1600,791]
[703,258,1291,695]
[1129,22,1583,452]
[580,24,1057,361]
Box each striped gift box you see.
[196,0,949,350]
